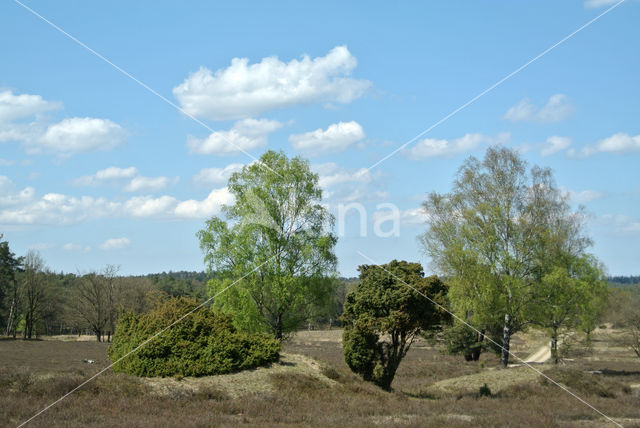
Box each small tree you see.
[1,235,22,337]
[71,272,109,341]
[444,320,485,361]
[614,290,640,359]
[533,256,607,363]
[20,250,49,339]
[341,260,447,390]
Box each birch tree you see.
[198,150,337,340]
[421,147,598,366]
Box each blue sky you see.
[0,0,638,277]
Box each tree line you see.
[0,246,218,341]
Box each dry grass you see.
[1,327,639,427]
[141,352,337,399]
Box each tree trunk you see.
[500,314,512,367]
[5,298,15,336]
[551,327,558,364]
[471,330,485,361]
[274,314,283,340]
[95,331,102,342]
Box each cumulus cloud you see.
[400,207,431,225]
[290,121,365,157]
[0,90,126,157]
[124,176,175,192]
[122,195,177,217]
[74,166,175,193]
[0,176,36,208]
[0,89,61,122]
[193,163,244,186]
[568,133,640,158]
[503,94,574,123]
[313,163,372,189]
[174,187,234,218]
[173,46,371,120]
[311,163,386,202]
[0,176,231,225]
[188,118,282,155]
[74,166,139,186]
[31,117,127,156]
[100,237,130,250]
[405,133,489,159]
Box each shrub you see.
[444,321,484,361]
[108,297,280,377]
[478,383,492,397]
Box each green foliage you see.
[0,235,22,335]
[444,321,484,361]
[341,260,447,391]
[478,383,492,397]
[108,297,280,377]
[198,150,337,339]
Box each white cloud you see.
[173,46,371,120]
[74,166,139,186]
[400,207,431,225]
[0,91,126,157]
[193,163,244,186]
[0,176,232,225]
[100,237,130,251]
[31,117,127,156]
[74,166,175,193]
[313,163,372,189]
[0,176,36,208]
[584,0,619,7]
[503,94,573,123]
[405,133,488,159]
[567,189,605,204]
[311,163,386,203]
[123,195,178,217]
[568,133,640,158]
[0,90,61,122]
[174,187,234,218]
[188,118,282,155]
[63,243,91,252]
[540,136,572,156]
[124,176,174,192]
[0,159,14,166]
[290,121,365,157]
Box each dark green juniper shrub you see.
[108,297,280,377]
[341,260,448,391]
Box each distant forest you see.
[607,275,640,287]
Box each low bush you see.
[478,383,492,397]
[108,297,280,377]
[541,368,626,398]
